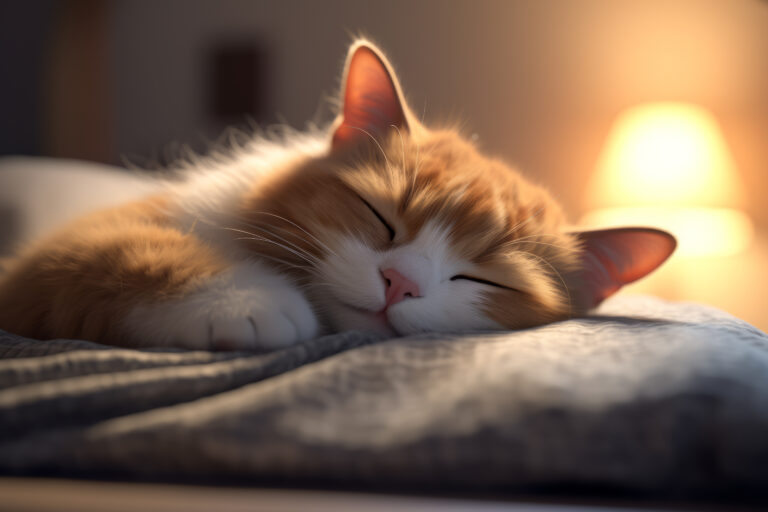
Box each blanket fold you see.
[1,296,767,498]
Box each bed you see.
[1,157,767,509]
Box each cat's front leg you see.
[123,261,319,351]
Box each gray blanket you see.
[1,296,767,498]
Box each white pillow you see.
[0,156,158,255]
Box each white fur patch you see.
[138,130,502,343]
[164,129,327,251]
[316,220,502,335]
[123,261,318,350]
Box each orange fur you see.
[0,198,228,346]
[0,125,577,344]
[240,128,581,330]
[0,39,672,348]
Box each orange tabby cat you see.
[0,41,675,350]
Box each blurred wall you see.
[0,2,55,156]
[106,0,768,226]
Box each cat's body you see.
[0,41,675,350]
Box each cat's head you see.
[245,41,676,336]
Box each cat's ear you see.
[569,228,676,309]
[331,41,411,152]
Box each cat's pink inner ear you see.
[332,44,407,151]
[573,228,677,309]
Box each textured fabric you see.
[1,296,767,497]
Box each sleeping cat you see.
[0,40,675,351]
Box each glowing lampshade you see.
[582,102,753,258]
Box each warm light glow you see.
[582,207,754,258]
[583,102,753,258]
[587,102,744,209]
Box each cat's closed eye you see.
[450,275,521,292]
[358,195,395,241]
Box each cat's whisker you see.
[246,239,317,266]
[225,229,318,266]
[400,140,420,210]
[244,253,315,273]
[508,207,545,235]
[225,228,317,262]
[508,233,564,243]
[502,232,580,252]
[504,240,578,253]
[393,125,410,191]
[223,225,321,264]
[248,212,339,258]
[348,126,392,173]
[261,223,335,260]
[391,124,407,170]
[411,135,421,188]
[232,223,320,262]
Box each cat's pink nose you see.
[381,268,420,307]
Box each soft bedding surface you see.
[1,296,767,498]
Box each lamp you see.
[581,102,753,258]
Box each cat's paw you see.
[206,284,318,351]
[123,263,319,351]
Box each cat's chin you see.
[325,300,399,337]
